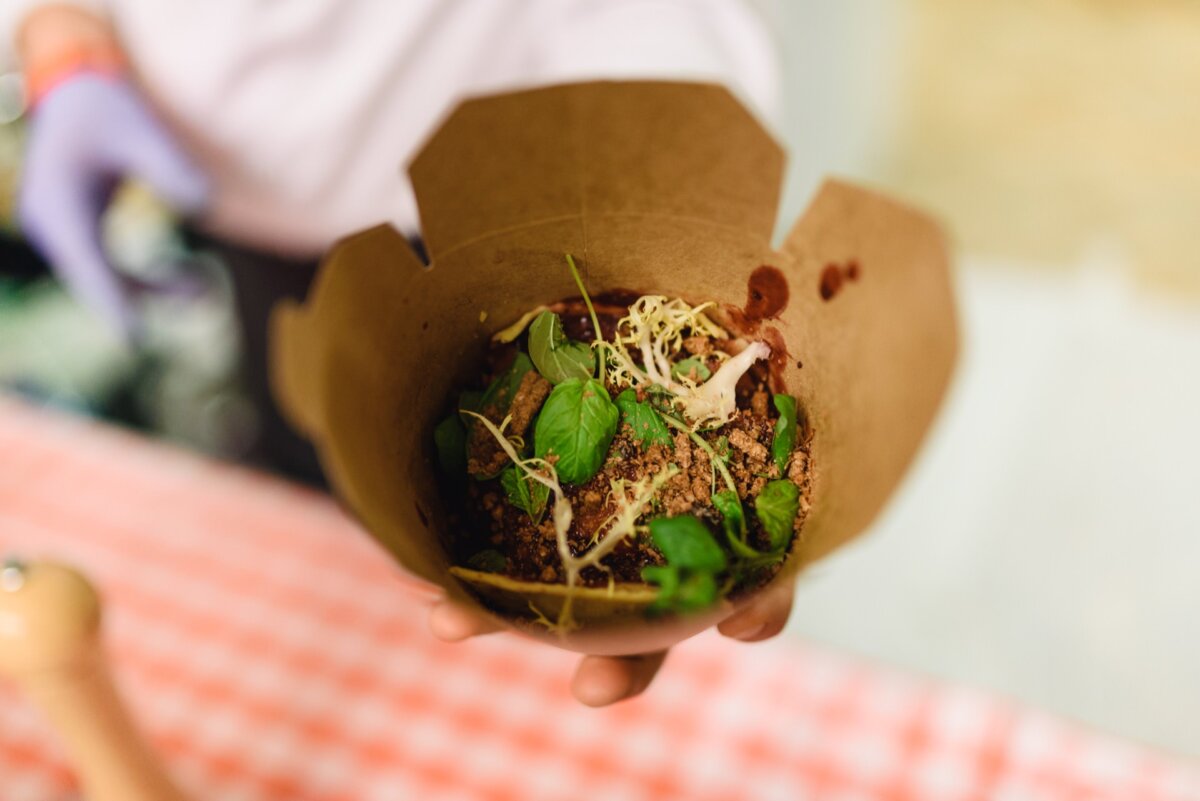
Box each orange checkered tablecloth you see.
[1,395,1197,801]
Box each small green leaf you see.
[643,565,720,614]
[457,390,484,425]
[755,479,800,551]
[533,378,619,484]
[479,352,534,417]
[643,384,677,415]
[434,414,467,475]
[615,389,674,450]
[528,311,596,384]
[648,516,727,572]
[711,489,762,559]
[673,571,719,611]
[500,465,549,524]
[641,564,681,607]
[671,357,711,382]
[771,394,798,474]
[467,353,536,480]
[466,549,507,573]
[711,489,744,541]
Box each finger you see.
[717,580,795,642]
[428,598,503,642]
[114,112,210,214]
[571,651,667,707]
[19,168,136,339]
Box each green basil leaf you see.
[671,356,711,382]
[615,389,674,450]
[528,311,595,384]
[457,389,484,425]
[643,564,718,614]
[673,571,719,612]
[643,384,677,416]
[771,394,798,474]
[479,352,534,417]
[648,516,727,572]
[754,479,799,551]
[434,413,467,475]
[499,465,549,524]
[466,353,536,480]
[466,549,507,573]
[711,489,763,559]
[711,489,744,541]
[533,378,619,484]
[641,564,680,607]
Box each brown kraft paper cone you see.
[270,81,958,656]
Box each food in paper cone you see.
[270,81,958,654]
[435,257,813,633]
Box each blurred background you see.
[758,0,1200,757]
[2,0,1197,758]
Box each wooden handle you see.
[0,560,191,801]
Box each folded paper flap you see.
[409,81,784,261]
[778,179,958,565]
[272,224,459,587]
[269,301,319,438]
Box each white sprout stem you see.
[462,410,572,567]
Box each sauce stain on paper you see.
[722,265,792,392]
[745,265,789,321]
[819,259,862,301]
[763,326,790,393]
[726,265,789,334]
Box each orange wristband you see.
[25,42,127,107]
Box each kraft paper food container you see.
[270,81,958,656]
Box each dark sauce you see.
[723,265,792,391]
[819,264,843,301]
[552,290,640,343]
[762,327,790,393]
[745,265,789,321]
[820,260,862,301]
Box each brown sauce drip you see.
[720,265,792,392]
[820,260,862,301]
[762,327,790,393]
[745,265,789,321]
[819,265,843,300]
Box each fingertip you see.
[428,600,500,642]
[572,652,667,707]
[572,656,636,707]
[717,610,766,641]
[122,132,211,215]
[718,581,795,643]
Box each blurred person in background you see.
[3,0,787,706]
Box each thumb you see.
[117,122,210,215]
[38,221,138,340]
[19,168,138,340]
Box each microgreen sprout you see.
[565,253,607,386]
[605,295,768,428]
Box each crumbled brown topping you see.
[443,312,814,592]
[465,370,551,477]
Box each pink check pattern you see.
[1,396,1197,801]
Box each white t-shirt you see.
[3,0,779,257]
